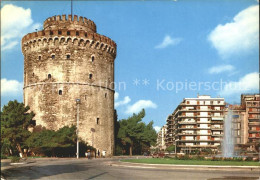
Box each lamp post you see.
[76,99,80,159]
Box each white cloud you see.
[208,65,235,74]
[114,92,119,101]
[1,78,23,96]
[208,5,259,58]
[115,96,131,108]
[153,126,161,133]
[1,4,41,51]
[155,35,182,49]
[220,72,259,96]
[125,100,157,114]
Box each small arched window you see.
[58,31,62,35]
[91,56,94,62]
[66,54,70,59]
[59,90,62,95]
[105,93,107,98]
[89,74,93,79]
[97,118,100,125]
[67,31,70,35]
[51,55,55,59]
[48,74,51,79]
[39,56,41,60]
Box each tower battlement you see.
[43,14,96,33]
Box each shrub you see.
[192,156,205,161]
[177,155,190,160]
[245,157,253,161]
[11,156,20,163]
[211,157,221,161]
[232,157,243,161]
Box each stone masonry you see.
[22,14,117,156]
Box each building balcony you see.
[248,111,260,114]
[178,121,197,124]
[196,133,211,135]
[248,137,260,139]
[211,117,224,121]
[212,134,223,136]
[211,127,223,130]
[249,130,259,133]
[197,121,211,124]
[177,145,219,148]
[179,139,221,142]
[248,122,260,126]
[177,133,195,136]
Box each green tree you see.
[116,109,157,156]
[26,126,77,157]
[166,145,175,154]
[1,100,35,158]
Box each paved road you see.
[1,158,260,180]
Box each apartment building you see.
[241,94,260,148]
[156,125,167,150]
[166,95,225,154]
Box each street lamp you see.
[76,99,80,159]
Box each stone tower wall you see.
[22,14,116,156]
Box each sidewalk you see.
[110,160,260,172]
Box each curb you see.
[110,161,260,171]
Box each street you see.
[1,158,260,180]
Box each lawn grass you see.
[122,158,260,166]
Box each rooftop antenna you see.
[71,0,73,16]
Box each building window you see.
[58,31,62,35]
[76,31,79,36]
[85,33,87,37]
[50,31,53,35]
[39,56,41,60]
[48,74,51,79]
[66,54,70,59]
[97,118,100,125]
[32,73,34,77]
[85,95,87,100]
[91,56,94,62]
[105,93,107,98]
[52,55,55,59]
[67,31,70,35]
[59,90,62,95]
[89,74,93,79]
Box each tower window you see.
[105,93,107,98]
[58,31,62,35]
[66,54,70,59]
[50,31,53,35]
[51,55,55,59]
[59,90,62,95]
[67,31,70,35]
[97,118,100,125]
[76,31,79,36]
[48,74,51,79]
[85,33,87,37]
[89,74,93,79]
[91,56,94,62]
[39,56,41,60]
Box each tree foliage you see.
[1,100,35,157]
[166,145,175,153]
[115,109,157,155]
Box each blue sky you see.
[1,0,259,131]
